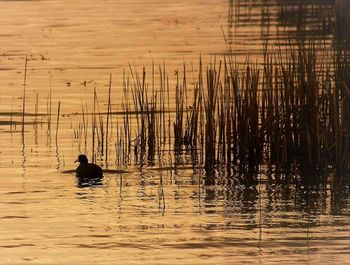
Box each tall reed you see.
[22,56,28,134]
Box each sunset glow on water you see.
[0,1,350,264]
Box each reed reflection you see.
[231,0,335,43]
[217,168,350,228]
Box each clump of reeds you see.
[204,62,220,171]
[66,41,350,184]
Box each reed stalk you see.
[55,100,61,141]
[105,74,112,163]
[22,56,28,134]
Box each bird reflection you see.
[76,175,104,188]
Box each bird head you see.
[75,154,88,164]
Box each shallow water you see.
[2,163,350,264]
[1,0,350,264]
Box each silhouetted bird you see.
[75,154,103,179]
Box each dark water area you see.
[0,0,350,264]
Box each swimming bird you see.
[74,154,103,179]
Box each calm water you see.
[1,0,350,264]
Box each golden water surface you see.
[0,0,349,264]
